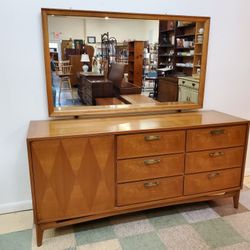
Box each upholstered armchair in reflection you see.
[110,63,141,95]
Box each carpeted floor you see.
[1,180,250,250]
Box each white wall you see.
[48,16,159,43]
[85,19,159,43]
[48,16,85,40]
[0,0,250,213]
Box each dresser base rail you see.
[35,188,240,247]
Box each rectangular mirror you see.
[42,9,210,117]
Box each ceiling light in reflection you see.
[138,120,159,130]
[118,123,132,131]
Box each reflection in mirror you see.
[48,15,207,109]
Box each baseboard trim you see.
[0,200,32,214]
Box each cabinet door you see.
[158,79,178,102]
[178,85,182,101]
[178,86,190,102]
[134,42,144,86]
[31,135,114,223]
[190,89,199,103]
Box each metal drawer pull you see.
[208,172,220,179]
[209,151,225,157]
[144,181,160,188]
[210,129,225,135]
[144,135,160,141]
[144,159,161,165]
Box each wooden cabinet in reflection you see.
[157,76,178,102]
[68,55,82,86]
[78,72,107,105]
[178,76,199,103]
[128,41,144,87]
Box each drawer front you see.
[117,131,185,159]
[117,154,184,183]
[186,125,247,152]
[186,147,244,174]
[117,176,183,206]
[184,168,241,195]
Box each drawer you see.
[117,131,185,159]
[186,125,247,152]
[186,147,244,174]
[117,176,183,206]
[184,168,241,195]
[117,154,184,183]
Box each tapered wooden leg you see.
[233,191,240,209]
[36,224,44,247]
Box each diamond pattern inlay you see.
[50,140,77,214]
[62,138,88,172]
[79,140,102,210]
[31,136,114,222]
[32,140,60,179]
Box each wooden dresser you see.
[27,111,249,246]
[78,72,107,105]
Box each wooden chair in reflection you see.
[54,60,70,70]
[55,61,74,105]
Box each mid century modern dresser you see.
[27,110,249,246]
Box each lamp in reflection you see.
[81,53,90,72]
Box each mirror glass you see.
[44,10,209,116]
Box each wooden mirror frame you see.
[42,8,210,118]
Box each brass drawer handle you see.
[144,181,160,188]
[209,151,225,157]
[210,129,225,135]
[144,135,160,141]
[144,159,161,165]
[207,172,220,179]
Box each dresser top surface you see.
[27,110,248,140]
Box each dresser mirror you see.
[42,8,210,117]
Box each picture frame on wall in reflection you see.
[74,39,84,49]
[87,36,96,44]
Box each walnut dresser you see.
[26,110,249,246]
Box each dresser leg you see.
[36,225,44,247]
[233,191,240,209]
